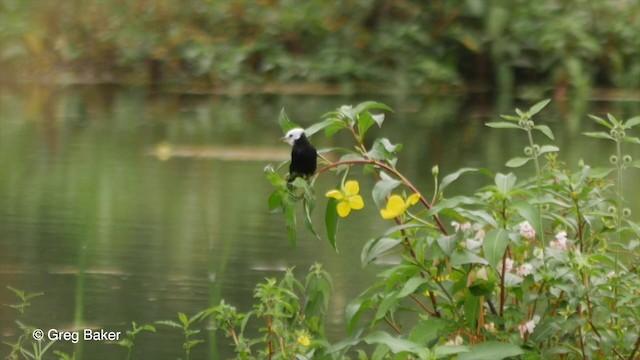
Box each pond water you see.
[1,85,639,359]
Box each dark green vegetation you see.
[2,0,640,92]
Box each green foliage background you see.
[2,0,640,90]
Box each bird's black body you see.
[289,133,317,181]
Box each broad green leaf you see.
[495,172,516,195]
[409,318,453,344]
[436,235,457,255]
[305,118,335,137]
[433,345,470,358]
[457,341,523,360]
[485,122,521,129]
[354,101,393,115]
[463,293,480,329]
[427,196,482,217]
[357,111,376,139]
[363,332,424,354]
[440,167,480,192]
[267,190,283,213]
[361,237,401,266]
[505,157,531,168]
[533,124,555,140]
[451,250,489,266]
[583,131,613,140]
[397,277,429,298]
[345,297,371,335]
[539,145,559,154]
[278,108,298,133]
[483,229,509,269]
[374,293,399,321]
[530,319,561,343]
[588,114,612,129]
[624,115,640,128]
[500,115,520,122]
[372,172,401,207]
[325,198,339,252]
[623,136,640,144]
[528,99,551,117]
[264,165,285,187]
[587,167,614,178]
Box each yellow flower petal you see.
[380,195,407,219]
[336,201,352,217]
[407,193,421,206]
[297,335,311,347]
[325,189,343,200]
[344,180,360,196]
[349,195,364,210]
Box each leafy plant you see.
[263,100,640,359]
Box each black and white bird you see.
[282,128,317,181]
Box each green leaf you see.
[363,332,424,355]
[433,345,470,358]
[267,190,284,213]
[528,99,551,117]
[623,136,640,145]
[325,198,339,252]
[155,320,182,328]
[485,122,521,129]
[361,237,401,266]
[357,111,376,139]
[374,293,399,321]
[436,235,457,255]
[539,145,559,154]
[624,115,640,128]
[533,125,555,140]
[463,293,480,329]
[457,341,523,360]
[583,131,613,140]
[303,198,322,241]
[409,318,453,344]
[451,250,489,266]
[345,297,372,335]
[278,108,298,133]
[587,167,615,178]
[354,101,393,115]
[482,229,509,269]
[529,319,561,343]
[588,114,612,129]
[178,312,188,326]
[440,168,480,192]
[305,118,335,137]
[495,173,516,195]
[372,172,401,207]
[397,277,429,298]
[505,157,531,168]
[607,113,622,127]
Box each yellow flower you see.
[325,180,365,217]
[380,193,421,219]
[297,334,311,347]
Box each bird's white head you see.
[282,128,305,146]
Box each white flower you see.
[533,247,544,260]
[518,315,540,339]
[451,221,472,232]
[500,258,514,273]
[484,322,496,333]
[550,231,568,250]
[517,263,534,277]
[519,221,536,240]
[465,238,483,251]
[474,228,485,241]
[445,335,464,346]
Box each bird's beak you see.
[280,136,287,142]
